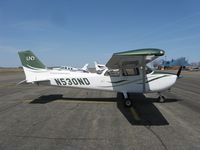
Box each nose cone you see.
[148,74,177,92]
[162,74,177,91]
[169,75,178,87]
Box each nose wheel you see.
[158,92,165,103]
[122,92,132,107]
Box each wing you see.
[106,48,165,69]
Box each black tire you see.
[159,96,165,103]
[124,99,132,107]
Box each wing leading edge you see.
[106,48,165,69]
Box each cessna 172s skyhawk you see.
[18,48,182,107]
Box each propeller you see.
[177,66,183,78]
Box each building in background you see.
[152,57,191,70]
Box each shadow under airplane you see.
[30,93,180,126]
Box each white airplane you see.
[94,61,107,73]
[18,48,182,107]
[53,64,89,72]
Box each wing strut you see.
[142,56,146,92]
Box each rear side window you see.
[104,69,120,77]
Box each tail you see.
[94,61,99,71]
[18,50,47,82]
[94,61,107,73]
[82,63,89,72]
[18,50,46,69]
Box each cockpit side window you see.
[123,68,139,76]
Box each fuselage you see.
[26,67,177,94]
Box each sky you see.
[0,0,200,67]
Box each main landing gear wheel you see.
[122,92,132,107]
[158,95,165,103]
[124,99,132,107]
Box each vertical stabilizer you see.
[82,64,89,72]
[18,50,47,82]
[18,50,46,69]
